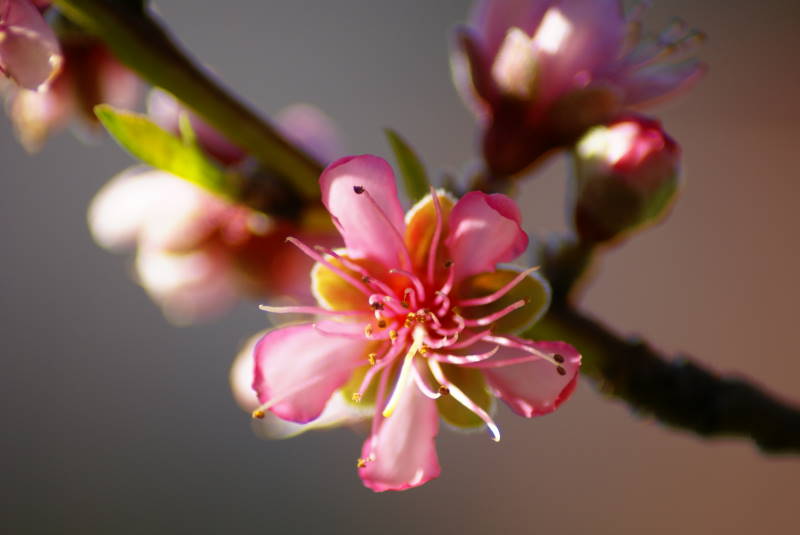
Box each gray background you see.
[2,1,799,533]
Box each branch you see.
[528,303,800,453]
[53,0,323,199]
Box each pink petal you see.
[0,0,61,90]
[230,332,369,438]
[97,47,140,110]
[7,69,73,152]
[482,340,580,418]
[469,0,553,61]
[621,60,708,107]
[135,246,238,324]
[359,384,440,492]
[319,155,407,270]
[446,191,528,283]
[533,0,626,100]
[275,104,343,165]
[253,324,369,423]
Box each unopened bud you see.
[571,115,680,243]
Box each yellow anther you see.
[389,330,398,343]
[351,392,362,403]
[364,324,374,337]
[419,345,429,355]
[368,353,377,366]
[252,409,266,420]
[356,458,367,468]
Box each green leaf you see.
[385,129,430,203]
[95,104,236,198]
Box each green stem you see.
[53,0,322,198]
[528,304,800,453]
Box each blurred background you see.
[2,0,798,533]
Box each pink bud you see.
[572,115,680,243]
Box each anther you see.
[368,353,377,366]
[370,301,384,311]
[351,393,362,403]
[361,275,372,283]
[444,260,454,268]
[389,330,398,343]
[356,457,367,468]
[377,319,387,329]
[553,354,565,364]
[556,366,566,376]
[438,385,450,395]
[419,345,429,355]
[353,185,365,194]
[252,409,266,420]
[364,324,374,337]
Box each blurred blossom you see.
[6,37,139,151]
[89,92,343,324]
[572,114,680,243]
[0,0,61,91]
[247,155,580,491]
[452,0,705,176]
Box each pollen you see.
[252,409,266,420]
[389,330,398,343]
[419,345,429,355]
[368,353,377,365]
[352,393,362,403]
[356,457,367,468]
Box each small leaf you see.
[385,129,430,203]
[95,104,236,198]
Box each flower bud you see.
[452,0,705,177]
[571,115,680,243]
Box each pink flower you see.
[452,0,705,176]
[7,40,139,151]
[250,155,580,491]
[88,93,343,323]
[0,0,61,91]
[572,114,680,242]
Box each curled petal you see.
[482,340,581,418]
[253,324,371,423]
[359,383,440,492]
[320,155,407,270]
[0,0,62,91]
[446,191,528,282]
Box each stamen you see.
[382,327,426,417]
[447,329,493,349]
[259,304,364,317]
[456,267,540,307]
[429,313,465,337]
[433,291,451,316]
[390,268,426,302]
[315,246,398,298]
[426,188,444,286]
[287,237,371,296]
[481,335,561,367]
[438,261,456,296]
[402,288,417,309]
[432,346,500,366]
[462,299,528,327]
[428,359,501,442]
[361,190,414,270]
[356,343,402,404]
[412,364,442,400]
[251,374,327,418]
